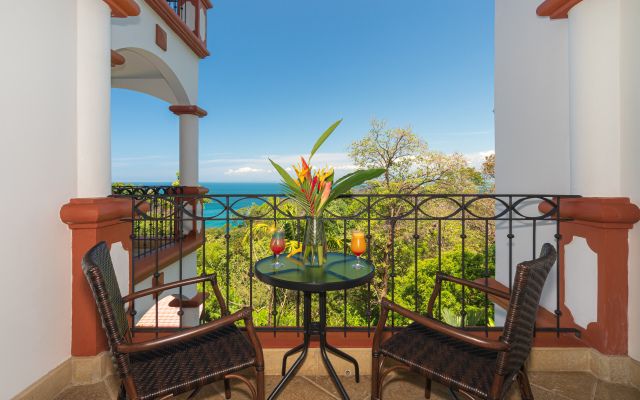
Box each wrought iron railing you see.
[166,0,188,25]
[112,186,185,258]
[110,190,582,340]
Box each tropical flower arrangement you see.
[269,119,386,266]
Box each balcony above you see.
[144,0,212,58]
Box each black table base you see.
[268,291,359,400]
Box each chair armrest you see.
[115,307,252,354]
[379,298,509,352]
[437,272,511,301]
[122,274,218,303]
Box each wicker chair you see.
[372,243,557,400]
[82,241,265,400]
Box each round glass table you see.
[255,252,375,400]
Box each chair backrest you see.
[495,243,556,378]
[81,241,131,376]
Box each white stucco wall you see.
[564,237,598,328]
[111,0,201,105]
[494,0,570,320]
[0,1,79,397]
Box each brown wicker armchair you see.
[82,241,265,400]
[372,243,557,400]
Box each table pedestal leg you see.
[268,292,312,400]
[281,343,305,376]
[268,291,359,400]
[323,342,360,382]
[318,292,355,399]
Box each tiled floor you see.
[53,370,640,400]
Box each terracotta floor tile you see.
[593,380,640,400]
[528,371,597,399]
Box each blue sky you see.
[112,0,495,183]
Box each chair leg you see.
[372,354,380,399]
[224,378,231,399]
[117,383,127,400]
[516,366,534,400]
[256,366,265,400]
[425,378,431,399]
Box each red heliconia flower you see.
[320,181,332,204]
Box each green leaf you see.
[317,168,386,214]
[331,171,358,187]
[309,119,342,162]
[269,158,301,193]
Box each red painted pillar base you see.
[60,197,132,357]
[540,197,640,355]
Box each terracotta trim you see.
[556,222,630,354]
[61,198,131,226]
[133,234,203,284]
[155,25,168,51]
[182,186,210,195]
[111,50,126,67]
[202,0,213,9]
[144,0,210,59]
[103,0,141,18]
[538,197,640,228]
[69,219,132,356]
[253,328,585,349]
[538,196,636,355]
[169,105,208,117]
[537,0,584,19]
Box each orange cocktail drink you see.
[351,231,366,269]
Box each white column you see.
[619,0,640,362]
[76,0,112,198]
[568,0,622,196]
[179,114,199,186]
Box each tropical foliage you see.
[269,119,386,218]
[192,118,497,329]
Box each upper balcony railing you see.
[112,185,186,257]
[110,190,582,341]
[165,0,188,24]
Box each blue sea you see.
[131,182,284,229]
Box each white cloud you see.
[201,152,357,182]
[464,150,494,169]
[224,167,272,175]
[201,158,257,165]
[332,165,357,171]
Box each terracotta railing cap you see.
[60,197,131,226]
[538,197,640,226]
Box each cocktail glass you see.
[270,230,286,268]
[350,231,366,269]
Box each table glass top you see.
[254,252,375,291]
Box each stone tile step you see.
[53,371,640,400]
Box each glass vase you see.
[301,217,328,267]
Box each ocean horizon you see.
[126,182,284,229]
